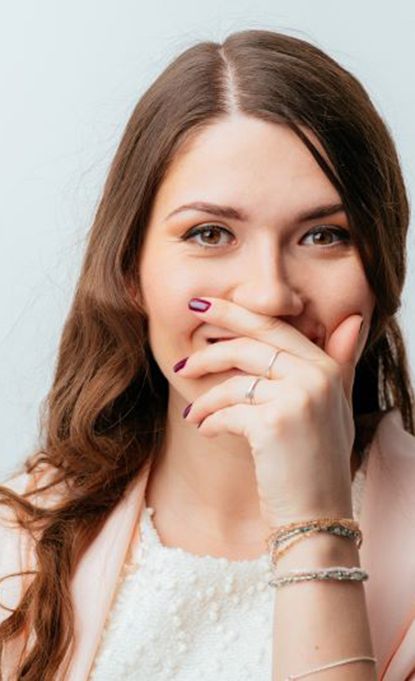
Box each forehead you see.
[151,115,340,221]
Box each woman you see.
[1,28,415,681]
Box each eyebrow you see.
[164,200,346,224]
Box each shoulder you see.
[0,462,62,623]
[0,465,34,533]
[364,408,415,679]
[0,469,33,623]
[367,407,415,539]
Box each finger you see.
[177,340,337,406]
[324,314,363,406]
[183,374,277,425]
[194,401,258,439]
[184,363,342,429]
[188,297,323,362]
[175,337,307,380]
[193,381,311,441]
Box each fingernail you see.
[182,403,192,418]
[173,357,188,372]
[188,298,211,312]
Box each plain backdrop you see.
[1,1,414,480]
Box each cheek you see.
[140,246,184,317]
[144,281,182,351]
[324,274,370,307]
[140,256,201,357]
[314,260,375,331]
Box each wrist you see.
[265,501,355,530]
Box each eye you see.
[301,226,352,247]
[180,224,352,250]
[180,224,235,249]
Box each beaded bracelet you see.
[268,565,368,588]
[266,518,371,680]
[270,522,361,549]
[266,517,362,553]
[267,521,361,568]
[265,518,366,585]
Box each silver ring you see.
[245,377,261,405]
[266,348,282,380]
[245,348,283,405]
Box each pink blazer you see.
[1,407,415,680]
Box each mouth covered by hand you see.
[174,295,362,526]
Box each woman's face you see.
[136,114,375,404]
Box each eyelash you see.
[180,224,352,250]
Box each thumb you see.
[324,314,364,406]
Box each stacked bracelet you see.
[265,517,366,588]
[268,565,368,588]
[266,517,362,569]
[265,517,374,679]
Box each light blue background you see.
[1,1,414,479]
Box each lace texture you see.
[89,450,369,680]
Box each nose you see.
[230,251,304,318]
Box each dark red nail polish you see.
[182,403,192,418]
[188,298,211,312]
[173,357,188,372]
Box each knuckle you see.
[263,407,285,435]
[264,387,311,430]
[313,362,339,395]
[264,316,283,333]
[297,388,314,412]
[315,371,333,396]
[325,358,341,380]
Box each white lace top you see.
[89,455,369,681]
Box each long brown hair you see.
[1,29,414,679]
